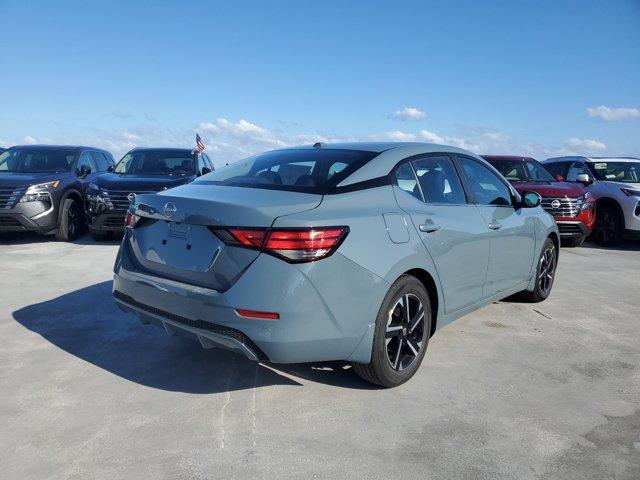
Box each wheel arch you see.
[403,268,439,337]
[596,197,625,229]
[57,188,84,222]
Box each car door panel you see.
[392,156,490,314]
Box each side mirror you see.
[521,191,542,208]
[575,173,593,186]
[77,165,91,178]
[107,165,114,173]
[555,174,565,182]
[201,167,211,175]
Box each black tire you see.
[90,229,111,241]
[518,237,557,303]
[55,198,81,241]
[353,274,432,388]
[592,204,623,246]
[561,236,585,248]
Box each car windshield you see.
[488,159,556,182]
[0,148,76,173]
[197,148,379,194]
[114,150,195,176]
[590,161,640,183]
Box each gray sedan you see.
[113,142,558,387]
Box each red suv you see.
[483,155,595,247]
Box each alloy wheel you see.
[538,246,556,295]
[385,293,425,371]
[594,209,615,244]
[68,204,79,238]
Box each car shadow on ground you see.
[579,240,640,252]
[12,281,376,393]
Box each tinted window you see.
[77,151,96,172]
[196,154,208,175]
[114,150,195,176]
[393,162,421,200]
[458,157,512,206]
[197,149,379,194]
[0,148,75,173]
[566,162,590,182]
[544,162,569,178]
[489,159,555,182]
[91,151,110,172]
[590,160,640,183]
[412,156,466,204]
[525,160,555,181]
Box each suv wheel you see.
[353,274,432,388]
[518,238,557,303]
[55,198,81,241]
[593,205,623,246]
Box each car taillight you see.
[124,211,140,228]
[213,226,349,263]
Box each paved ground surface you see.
[1,233,639,479]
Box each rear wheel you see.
[55,198,81,241]
[353,274,432,388]
[592,205,623,246]
[519,238,557,303]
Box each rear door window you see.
[393,162,422,200]
[411,156,466,204]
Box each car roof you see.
[128,147,195,154]
[545,156,640,163]
[481,155,536,162]
[7,144,111,154]
[288,142,482,186]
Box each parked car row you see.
[0,145,214,240]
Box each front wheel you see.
[353,274,432,388]
[55,198,81,242]
[518,238,557,303]
[592,205,623,246]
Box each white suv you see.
[544,156,640,245]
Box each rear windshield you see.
[488,159,556,182]
[115,150,195,176]
[0,148,76,173]
[590,161,640,183]
[196,148,379,194]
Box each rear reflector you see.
[212,226,349,263]
[235,308,280,320]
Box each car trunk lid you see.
[124,184,322,291]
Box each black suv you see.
[0,145,115,240]
[85,147,213,239]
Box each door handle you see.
[419,223,441,233]
[488,220,502,230]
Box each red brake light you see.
[235,308,280,320]
[124,211,140,228]
[214,226,349,263]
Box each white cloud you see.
[565,137,606,152]
[383,130,417,141]
[24,136,37,144]
[391,107,426,121]
[587,105,640,121]
[418,129,444,143]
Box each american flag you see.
[195,132,205,152]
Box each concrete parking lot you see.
[1,233,639,479]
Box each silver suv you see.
[544,156,640,245]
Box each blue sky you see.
[1,0,639,165]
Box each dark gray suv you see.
[0,145,115,241]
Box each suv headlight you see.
[19,180,60,203]
[621,188,640,197]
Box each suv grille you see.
[0,186,26,209]
[540,196,584,217]
[102,190,156,211]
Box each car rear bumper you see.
[112,242,389,364]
